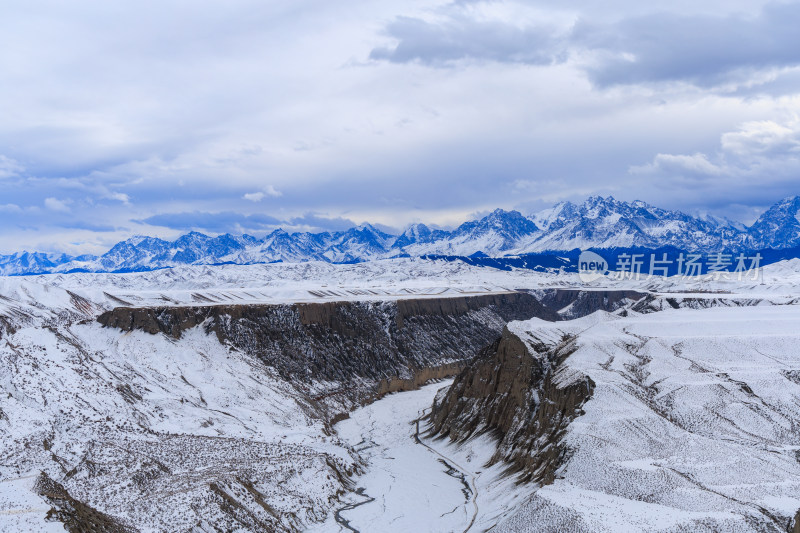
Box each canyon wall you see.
[98,292,559,405]
[430,327,594,483]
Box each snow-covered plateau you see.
[492,306,800,532]
[2,258,800,532]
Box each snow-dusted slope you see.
[0,281,357,532]
[489,307,800,531]
[5,259,800,531]
[14,256,800,311]
[0,262,560,532]
[25,258,562,309]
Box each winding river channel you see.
[316,381,481,533]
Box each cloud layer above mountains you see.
[1,0,799,253]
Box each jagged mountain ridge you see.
[746,195,800,250]
[3,195,800,275]
[526,196,748,252]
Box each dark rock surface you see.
[35,472,133,533]
[430,327,594,484]
[535,289,647,319]
[376,363,463,397]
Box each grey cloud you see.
[371,2,800,90]
[288,213,357,232]
[137,212,283,234]
[138,211,390,235]
[576,2,800,87]
[62,221,119,232]
[370,15,563,66]
[629,117,800,211]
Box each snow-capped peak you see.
[747,195,800,249]
[6,195,800,276]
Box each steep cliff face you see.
[98,292,558,404]
[375,363,462,397]
[430,326,594,484]
[536,289,772,319]
[535,289,647,319]
[627,293,767,313]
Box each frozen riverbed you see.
[314,382,473,533]
[311,381,534,533]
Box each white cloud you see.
[106,192,131,204]
[44,197,72,212]
[0,203,21,212]
[0,155,23,179]
[720,119,800,157]
[243,192,265,202]
[632,116,800,180]
[264,185,282,197]
[630,153,723,177]
[243,185,282,202]
[623,113,800,213]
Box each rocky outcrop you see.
[35,472,133,533]
[98,292,557,401]
[627,293,766,313]
[430,327,594,484]
[536,289,770,319]
[535,289,647,319]
[376,363,463,397]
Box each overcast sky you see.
[2,0,800,253]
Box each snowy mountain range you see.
[3,195,800,275]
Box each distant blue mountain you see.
[3,195,800,275]
[746,196,800,250]
[450,209,540,251]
